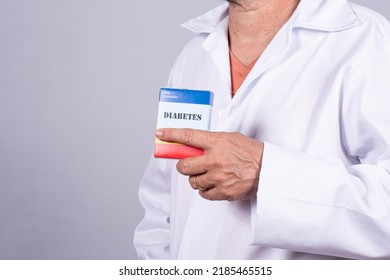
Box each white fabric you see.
[134,0,390,259]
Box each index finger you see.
[155,128,212,150]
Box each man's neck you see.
[228,0,300,66]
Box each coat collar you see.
[182,0,360,34]
[181,2,229,34]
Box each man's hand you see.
[155,128,264,201]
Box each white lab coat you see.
[134,0,390,259]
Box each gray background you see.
[0,0,389,260]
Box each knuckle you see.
[212,172,225,185]
[209,132,235,153]
[213,132,226,145]
[188,177,197,189]
[176,160,189,174]
[223,131,237,141]
[199,191,215,201]
[181,129,194,145]
[215,158,226,168]
[224,191,236,202]
[210,156,227,169]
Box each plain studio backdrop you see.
[0,0,389,260]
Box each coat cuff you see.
[250,142,349,256]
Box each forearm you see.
[134,157,172,259]
[251,142,390,259]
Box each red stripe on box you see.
[154,143,204,159]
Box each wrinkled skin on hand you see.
[156,128,264,201]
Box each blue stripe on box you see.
[160,88,213,105]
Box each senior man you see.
[134,0,390,259]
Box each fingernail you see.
[155,129,163,138]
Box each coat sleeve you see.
[250,42,390,259]
[133,156,172,259]
[133,51,186,259]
